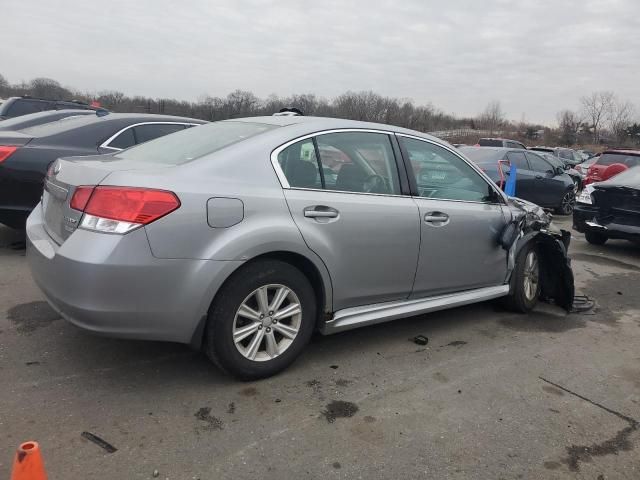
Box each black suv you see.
[0,96,100,120]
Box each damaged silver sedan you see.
[26,115,574,379]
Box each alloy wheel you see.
[523,251,539,302]
[561,191,576,214]
[232,284,302,362]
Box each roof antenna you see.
[273,107,304,117]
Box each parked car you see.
[25,116,574,379]
[0,112,205,228]
[577,149,595,160]
[478,138,526,149]
[574,166,640,245]
[537,152,582,192]
[583,149,640,185]
[575,155,599,175]
[460,146,576,214]
[0,109,96,132]
[529,146,582,166]
[0,96,102,120]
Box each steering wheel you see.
[363,174,386,193]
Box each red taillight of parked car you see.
[70,186,95,211]
[70,186,180,234]
[0,146,18,163]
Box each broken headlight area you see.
[502,197,575,311]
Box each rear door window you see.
[277,139,322,189]
[133,123,186,144]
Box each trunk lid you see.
[0,130,34,146]
[42,155,170,244]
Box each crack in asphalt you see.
[539,376,639,472]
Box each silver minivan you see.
[26,115,573,379]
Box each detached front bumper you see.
[26,205,242,344]
[573,204,640,242]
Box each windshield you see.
[557,150,573,160]
[117,121,278,165]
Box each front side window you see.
[400,136,494,202]
[6,100,48,117]
[526,152,554,173]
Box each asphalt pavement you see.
[1,216,639,479]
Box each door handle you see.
[535,175,543,179]
[304,206,339,218]
[424,212,449,225]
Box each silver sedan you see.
[26,115,574,379]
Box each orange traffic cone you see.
[10,442,47,480]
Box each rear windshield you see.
[598,153,640,167]
[478,139,503,147]
[116,121,278,165]
[603,165,640,186]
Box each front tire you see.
[503,243,540,313]
[204,259,317,380]
[585,230,608,245]
[556,190,576,215]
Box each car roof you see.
[605,149,640,156]
[233,115,444,138]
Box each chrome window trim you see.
[270,127,408,196]
[99,122,200,151]
[394,132,509,204]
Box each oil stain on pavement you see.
[194,407,224,431]
[322,400,359,423]
[7,301,61,334]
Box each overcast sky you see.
[1,0,638,124]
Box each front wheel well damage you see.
[514,232,575,311]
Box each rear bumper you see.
[573,204,640,241]
[26,205,243,344]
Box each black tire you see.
[555,190,576,215]
[585,230,608,245]
[204,259,316,380]
[503,243,540,313]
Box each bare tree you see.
[0,73,8,95]
[608,99,635,144]
[477,100,505,134]
[29,77,72,99]
[556,109,582,146]
[580,91,615,143]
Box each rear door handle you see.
[304,206,339,218]
[424,212,449,225]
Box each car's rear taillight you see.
[70,186,180,234]
[0,146,18,163]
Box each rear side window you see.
[506,151,529,170]
[108,128,136,149]
[117,121,276,165]
[277,139,322,189]
[134,123,185,144]
[6,100,49,117]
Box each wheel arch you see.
[190,249,333,349]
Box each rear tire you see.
[503,243,540,313]
[204,259,316,380]
[585,230,608,245]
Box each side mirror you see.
[555,167,564,175]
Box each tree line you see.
[0,73,637,147]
